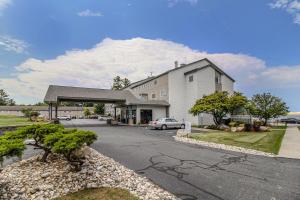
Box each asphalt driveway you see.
[80,126,300,200]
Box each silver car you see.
[149,118,185,130]
[57,116,71,121]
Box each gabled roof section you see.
[128,58,235,89]
[123,76,156,90]
[44,85,169,106]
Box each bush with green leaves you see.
[0,136,25,166]
[21,108,40,121]
[44,129,97,170]
[17,124,64,161]
[0,124,97,171]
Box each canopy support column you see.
[49,103,53,120]
[55,104,58,119]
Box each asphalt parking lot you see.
[85,126,300,200]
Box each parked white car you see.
[149,118,185,130]
[98,116,113,121]
[57,116,71,121]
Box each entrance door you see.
[140,109,152,124]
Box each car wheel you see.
[180,124,185,129]
[161,125,167,130]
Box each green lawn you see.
[190,126,287,154]
[55,188,139,200]
[0,115,45,127]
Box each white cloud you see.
[270,0,300,25]
[77,9,103,17]
[0,35,28,53]
[0,37,300,104]
[0,0,12,15]
[0,0,11,9]
[167,0,198,7]
[294,13,300,23]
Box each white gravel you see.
[174,136,276,157]
[0,147,178,200]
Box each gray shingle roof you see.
[44,85,169,106]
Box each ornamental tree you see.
[44,129,97,171]
[0,124,97,171]
[250,93,289,126]
[190,92,230,125]
[17,124,64,161]
[227,92,249,115]
[190,91,248,125]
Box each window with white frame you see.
[160,90,167,97]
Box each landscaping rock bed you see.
[0,147,178,200]
[174,135,276,157]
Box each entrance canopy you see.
[44,85,169,106]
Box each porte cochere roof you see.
[44,85,169,106]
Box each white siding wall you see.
[136,105,166,124]
[168,61,234,126]
[221,75,234,94]
[168,60,211,123]
[126,74,169,101]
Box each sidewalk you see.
[278,125,300,159]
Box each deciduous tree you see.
[190,91,248,125]
[250,93,289,125]
[94,103,105,115]
[111,76,131,90]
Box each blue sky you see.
[0,0,300,111]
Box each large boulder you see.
[176,129,189,137]
[260,126,270,132]
[219,124,230,131]
[236,126,245,132]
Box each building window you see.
[152,93,156,99]
[139,93,148,101]
[189,75,193,82]
[215,76,221,84]
[160,90,167,97]
[154,80,157,85]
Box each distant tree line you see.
[0,89,15,106]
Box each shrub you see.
[17,124,64,161]
[84,108,91,117]
[0,136,25,166]
[44,129,97,171]
[244,124,252,132]
[253,120,262,132]
[229,121,237,127]
[0,124,97,170]
[206,125,219,130]
[21,108,40,121]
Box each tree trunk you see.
[263,119,267,126]
[41,150,50,162]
